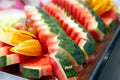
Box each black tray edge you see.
[89,26,120,80]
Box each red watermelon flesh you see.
[43,3,93,42]
[0,42,11,47]
[24,5,85,79]
[30,12,82,72]
[50,53,78,80]
[0,46,12,56]
[52,0,107,41]
[0,52,30,67]
[46,36,59,54]
[20,54,53,78]
[0,45,30,67]
[101,9,117,22]
[101,9,118,30]
[43,3,95,62]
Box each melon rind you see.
[0,53,30,67]
[52,0,107,41]
[50,52,77,80]
[22,66,41,79]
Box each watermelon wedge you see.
[0,46,12,56]
[52,0,107,41]
[24,5,85,79]
[50,52,78,80]
[0,42,10,47]
[20,54,53,79]
[0,46,30,67]
[101,9,118,30]
[43,3,96,63]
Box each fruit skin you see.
[0,46,12,56]
[52,0,107,41]
[43,3,95,44]
[36,6,84,65]
[101,9,118,30]
[43,3,96,63]
[25,6,85,66]
[101,18,117,30]
[0,46,30,67]
[24,5,85,79]
[0,53,30,67]
[20,54,53,79]
[50,51,78,80]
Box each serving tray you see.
[90,26,120,80]
[0,6,120,80]
[77,26,120,80]
[0,25,119,80]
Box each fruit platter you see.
[0,0,120,80]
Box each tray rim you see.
[89,26,120,80]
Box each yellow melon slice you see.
[10,39,42,56]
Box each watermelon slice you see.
[0,46,12,56]
[20,54,53,79]
[52,0,107,41]
[50,52,78,80]
[0,46,30,67]
[43,3,95,44]
[43,3,96,63]
[0,42,10,47]
[101,9,118,30]
[24,5,85,79]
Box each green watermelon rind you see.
[53,4,95,44]
[49,4,96,57]
[82,40,96,57]
[36,7,85,65]
[77,0,107,34]
[0,56,7,66]
[108,20,117,30]
[22,66,41,79]
[50,51,78,79]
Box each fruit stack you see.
[0,0,118,80]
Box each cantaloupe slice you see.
[10,39,42,56]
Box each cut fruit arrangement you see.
[0,0,119,80]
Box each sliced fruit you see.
[15,30,36,38]
[1,26,36,38]
[50,51,77,80]
[0,42,10,47]
[101,17,117,30]
[0,46,12,56]
[43,3,95,44]
[20,54,53,79]
[101,9,117,22]
[24,5,85,79]
[0,53,30,67]
[52,0,107,41]
[0,30,35,46]
[0,46,30,67]
[78,39,95,61]
[101,9,118,30]
[10,39,42,56]
[85,0,114,15]
[43,3,96,62]
[84,0,117,30]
